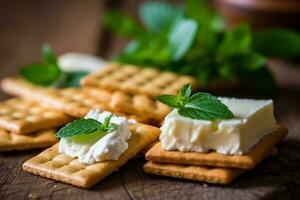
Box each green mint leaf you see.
[61,71,88,88]
[178,83,192,100]
[233,52,266,71]
[139,2,183,34]
[168,19,198,61]
[104,11,145,38]
[20,63,61,86]
[101,114,114,130]
[42,44,58,65]
[156,94,181,109]
[253,28,300,59]
[179,92,234,120]
[218,23,251,57]
[56,118,102,138]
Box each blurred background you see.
[0,0,300,89]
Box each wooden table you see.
[0,88,300,200]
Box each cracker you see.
[80,63,199,97]
[144,161,244,184]
[1,77,55,99]
[143,147,278,184]
[43,87,169,123]
[146,125,288,169]
[0,98,72,134]
[22,123,160,188]
[0,128,57,152]
[1,77,171,124]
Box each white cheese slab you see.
[160,98,276,155]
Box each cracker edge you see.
[0,129,58,152]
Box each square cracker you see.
[143,147,278,184]
[42,87,170,124]
[146,125,288,169]
[80,63,199,97]
[1,77,171,124]
[144,161,245,184]
[0,98,72,134]
[0,128,57,152]
[22,123,160,188]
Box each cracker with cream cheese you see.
[80,63,199,97]
[22,123,160,188]
[146,125,287,169]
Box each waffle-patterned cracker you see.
[22,123,160,188]
[144,147,278,184]
[146,125,288,169]
[81,63,199,97]
[1,77,171,124]
[0,98,72,134]
[0,128,57,152]
[1,77,54,100]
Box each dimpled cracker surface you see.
[80,63,198,97]
[22,123,160,188]
[144,161,244,184]
[146,125,288,169]
[0,128,57,151]
[1,77,171,124]
[44,87,170,124]
[0,98,72,134]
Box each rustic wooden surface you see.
[1,1,300,199]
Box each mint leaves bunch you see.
[104,0,300,92]
[20,44,87,87]
[157,84,234,120]
[56,114,117,139]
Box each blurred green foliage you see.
[104,0,300,91]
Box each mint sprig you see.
[20,44,88,88]
[56,114,117,139]
[157,84,234,120]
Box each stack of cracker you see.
[1,64,198,126]
[143,125,288,184]
[80,63,198,125]
[0,98,71,152]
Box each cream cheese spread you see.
[59,109,132,164]
[160,98,276,155]
[58,53,107,73]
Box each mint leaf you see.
[157,84,234,121]
[20,63,61,86]
[139,2,183,34]
[61,71,88,88]
[104,11,145,38]
[179,93,234,120]
[42,44,58,65]
[168,19,198,61]
[178,83,192,100]
[56,118,102,138]
[56,115,118,139]
[253,28,300,59]
[156,95,181,108]
[218,24,251,57]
